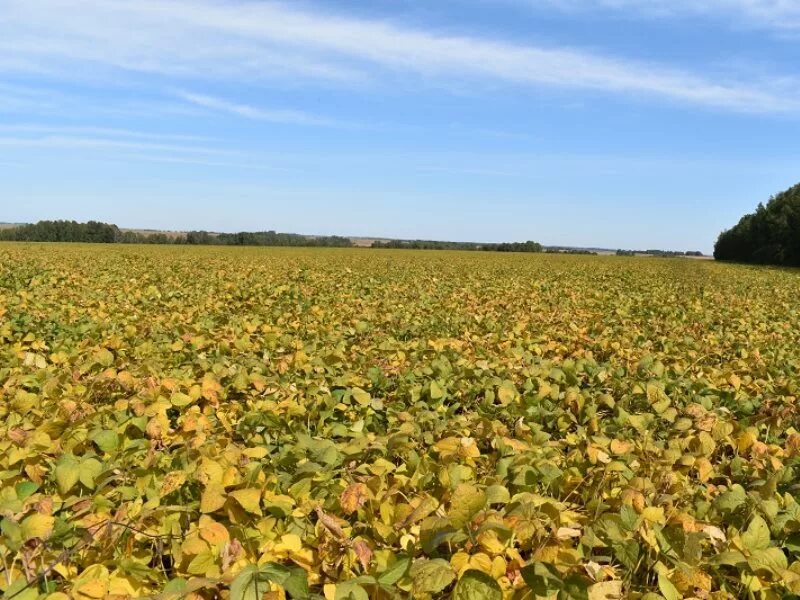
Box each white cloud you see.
[514,0,800,29]
[0,0,797,113]
[0,132,294,170]
[0,124,212,142]
[0,134,234,156]
[175,91,346,127]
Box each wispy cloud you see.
[175,91,346,127]
[92,153,294,171]
[1,0,798,113]
[0,135,228,156]
[417,165,520,177]
[0,124,212,142]
[0,133,293,170]
[511,0,800,29]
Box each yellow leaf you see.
[243,446,268,459]
[430,381,445,400]
[737,430,757,453]
[323,584,337,600]
[340,482,370,514]
[117,371,135,388]
[197,458,225,486]
[497,382,517,404]
[201,374,222,402]
[230,488,262,515]
[556,527,582,540]
[459,437,481,460]
[198,516,229,546]
[274,533,303,554]
[695,457,713,482]
[200,483,227,514]
[21,513,55,541]
[160,470,187,496]
[187,550,220,577]
[72,565,110,600]
[477,530,506,555]
[610,439,633,455]
[351,387,371,406]
[729,373,741,390]
[642,506,666,525]
[448,483,486,528]
[182,536,210,556]
[588,581,623,600]
[435,437,460,459]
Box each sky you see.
[1,0,800,252]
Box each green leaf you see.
[0,518,23,551]
[230,565,261,600]
[741,515,770,551]
[561,574,591,600]
[14,481,38,501]
[430,381,445,400]
[161,578,188,598]
[79,457,103,489]
[258,563,310,599]
[187,551,218,576]
[786,533,800,555]
[410,559,456,596]
[170,392,195,407]
[453,570,502,600]
[712,551,746,567]
[619,505,639,531]
[2,577,39,600]
[612,539,640,570]
[485,485,510,505]
[377,556,411,586]
[520,562,562,596]
[657,573,681,600]
[747,547,788,575]
[54,454,80,495]
[713,484,746,514]
[230,563,311,600]
[92,429,119,453]
[335,580,370,600]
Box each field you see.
[1,244,799,600]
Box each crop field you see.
[1,243,799,600]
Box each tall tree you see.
[714,182,800,266]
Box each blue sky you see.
[2,0,800,252]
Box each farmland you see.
[1,244,799,599]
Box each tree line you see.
[371,239,543,253]
[0,221,353,247]
[714,182,800,266]
[615,249,704,257]
[0,220,550,253]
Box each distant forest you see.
[0,219,705,257]
[714,182,800,266]
[0,221,352,247]
[0,220,553,253]
[371,239,544,253]
[616,249,704,257]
